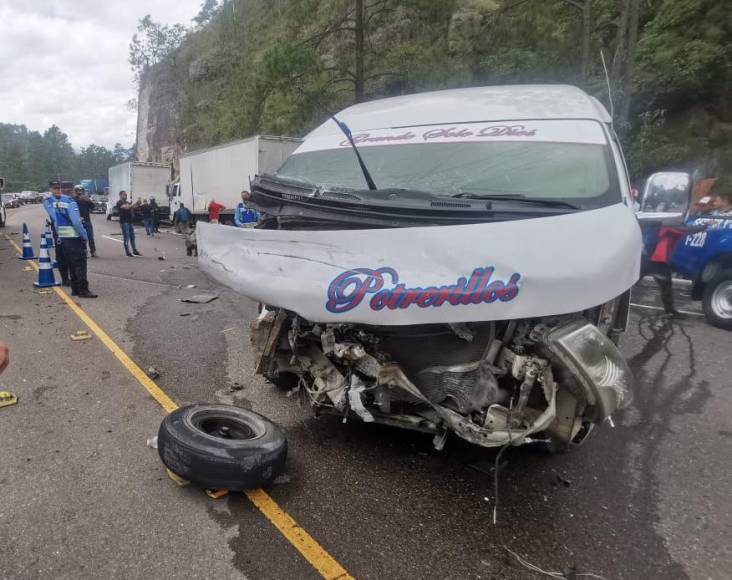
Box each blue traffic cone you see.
[42,232,59,268]
[18,223,37,260]
[34,235,60,288]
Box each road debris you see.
[146,436,158,449]
[228,382,244,391]
[146,366,160,379]
[158,256,165,261]
[180,294,218,304]
[179,313,191,317]
[70,330,92,341]
[0,391,18,408]
[554,473,572,487]
[503,545,607,579]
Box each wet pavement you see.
[1,204,730,579]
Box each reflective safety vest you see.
[51,196,83,239]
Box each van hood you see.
[198,203,641,325]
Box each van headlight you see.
[545,320,633,420]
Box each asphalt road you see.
[1,204,730,580]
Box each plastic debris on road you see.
[147,366,160,379]
[179,294,218,304]
[146,436,158,449]
[0,391,18,409]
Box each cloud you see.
[0,0,202,150]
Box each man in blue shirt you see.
[43,181,97,298]
[234,190,260,228]
[174,203,193,234]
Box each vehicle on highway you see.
[90,194,108,213]
[198,85,641,454]
[107,161,170,221]
[167,135,301,225]
[637,172,732,330]
[19,190,42,204]
[1,193,21,209]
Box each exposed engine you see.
[251,303,632,450]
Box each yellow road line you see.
[6,235,353,579]
[246,489,353,580]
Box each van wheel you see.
[702,269,732,330]
[158,404,287,490]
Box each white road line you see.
[630,303,704,316]
[102,235,123,244]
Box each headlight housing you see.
[545,320,633,421]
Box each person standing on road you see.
[149,197,160,233]
[46,182,97,297]
[173,203,192,234]
[208,199,225,224]
[116,191,142,257]
[140,198,154,237]
[234,190,260,228]
[43,181,70,286]
[72,185,97,257]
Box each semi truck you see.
[168,135,301,223]
[107,162,171,221]
[80,178,109,196]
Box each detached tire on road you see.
[702,268,732,330]
[158,404,287,490]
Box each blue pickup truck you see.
[637,171,732,329]
[670,213,732,328]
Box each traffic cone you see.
[33,235,60,288]
[43,232,59,268]
[17,223,36,260]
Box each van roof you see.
[307,85,611,138]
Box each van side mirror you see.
[637,171,692,224]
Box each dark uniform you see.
[73,186,97,256]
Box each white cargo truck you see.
[169,135,301,223]
[107,161,171,220]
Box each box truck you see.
[169,135,301,223]
[107,162,171,220]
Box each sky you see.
[0,0,202,150]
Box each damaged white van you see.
[198,85,642,454]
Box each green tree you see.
[129,15,188,83]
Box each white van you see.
[192,86,642,472]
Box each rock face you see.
[135,67,184,167]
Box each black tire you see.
[158,403,287,490]
[702,268,732,330]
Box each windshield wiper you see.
[305,88,378,191]
[453,192,580,209]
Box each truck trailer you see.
[107,162,171,220]
[169,135,301,223]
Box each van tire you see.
[702,269,732,330]
[158,404,287,490]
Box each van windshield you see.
[276,141,619,208]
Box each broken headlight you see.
[545,320,633,421]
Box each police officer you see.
[43,180,97,298]
[234,190,260,228]
[43,181,70,286]
[72,184,97,257]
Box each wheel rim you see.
[711,280,732,319]
[192,415,255,440]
